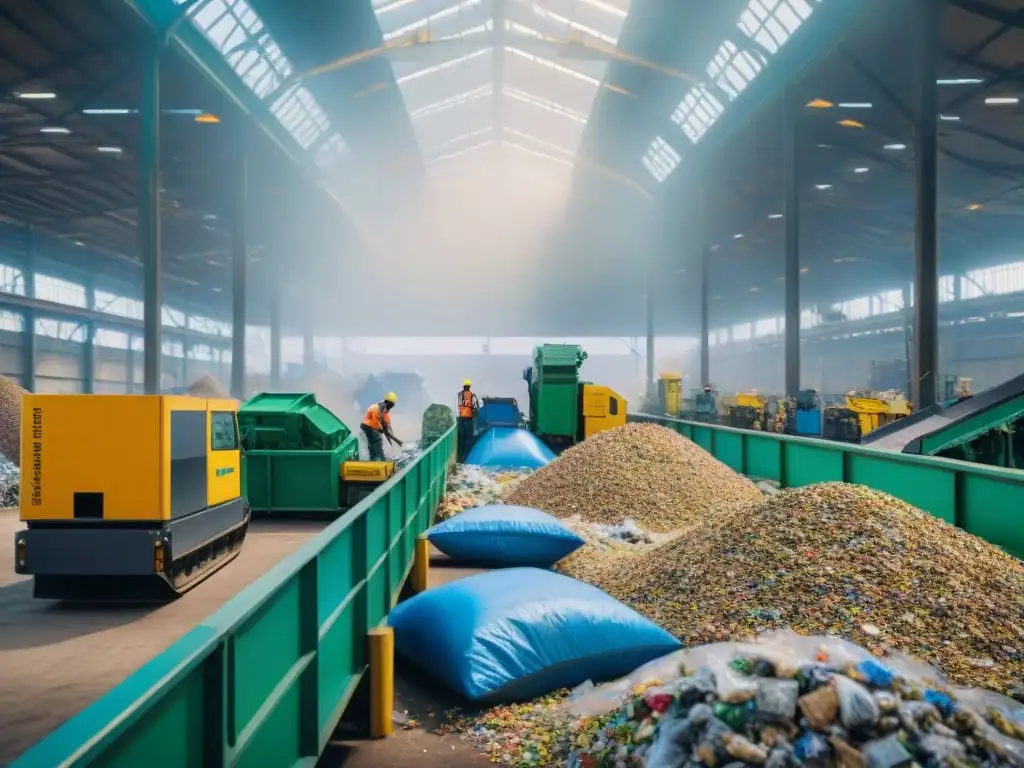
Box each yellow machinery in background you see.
[657,372,683,417]
[845,390,911,437]
[726,392,769,430]
[580,384,628,439]
[15,394,250,601]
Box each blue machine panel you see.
[795,409,822,436]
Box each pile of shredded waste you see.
[590,482,1024,693]
[437,464,533,520]
[504,424,762,532]
[0,375,25,465]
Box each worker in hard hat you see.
[456,379,479,462]
[361,392,403,461]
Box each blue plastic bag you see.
[465,427,556,469]
[388,568,683,702]
[427,505,584,567]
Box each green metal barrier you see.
[629,414,1024,559]
[13,426,456,768]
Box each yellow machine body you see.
[16,394,250,600]
[845,392,910,437]
[658,372,683,417]
[735,393,766,409]
[580,384,627,439]
[341,460,395,484]
[20,394,241,522]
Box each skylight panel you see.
[430,139,494,162]
[396,48,492,84]
[424,127,494,153]
[174,0,343,157]
[503,140,575,167]
[671,86,725,143]
[505,47,601,88]
[383,0,483,41]
[642,136,680,182]
[503,127,575,156]
[503,87,589,123]
[525,2,618,46]
[410,85,493,119]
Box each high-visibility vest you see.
[458,390,476,419]
[362,402,390,431]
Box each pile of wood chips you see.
[0,376,26,465]
[589,482,1024,693]
[504,423,762,533]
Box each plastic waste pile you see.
[394,440,421,469]
[0,455,19,508]
[561,632,1024,767]
[439,464,533,521]
[420,403,455,450]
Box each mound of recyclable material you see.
[593,482,1024,693]
[563,633,1024,767]
[466,426,556,470]
[387,567,681,703]
[0,375,25,466]
[504,423,761,532]
[438,465,532,521]
[185,374,228,398]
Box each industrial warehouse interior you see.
[2,0,1024,766]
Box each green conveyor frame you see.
[861,371,1024,457]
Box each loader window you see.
[609,397,619,416]
[211,411,239,451]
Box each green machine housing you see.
[237,392,395,515]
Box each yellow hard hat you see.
[463,379,472,387]
[384,392,398,404]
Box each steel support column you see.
[912,0,941,410]
[140,35,163,394]
[23,223,37,392]
[269,269,281,390]
[783,87,802,398]
[695,185,709,388]
[84,276,95,394]
[644,284,655,397]
[231,127,248,400]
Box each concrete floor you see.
[0,511,326,763]
[320,550,491,768]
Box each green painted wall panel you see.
[746,436,782,481]
[960,474,1024,559]
[13,428,457,768]
[846,453,956,524]
[713,431,744,473]
[784,442,843,487]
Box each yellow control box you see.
[341,460,395,484]
[20,394,240,522]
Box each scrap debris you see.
[563,633,1024,768]
[590,482,1024,693]
[0,455,19,508]
[438,464,533,520]
[504,424,762,532]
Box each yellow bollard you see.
[368,626,394,738]
[411,534,431,593]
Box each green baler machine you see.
[238,392,395,515]
[523,344,589,450]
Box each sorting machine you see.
[15,394,251,600]
[861,371,1024,469]
[237,392,397,515]
[14,392,399,601]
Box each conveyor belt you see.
[0,509,328,763]
[861,371,1024,454]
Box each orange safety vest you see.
[458,390,476,419]
[362,402,391,432]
